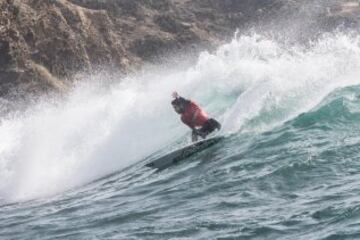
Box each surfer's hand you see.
[172,91,179,99]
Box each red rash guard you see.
[181,101,209,129]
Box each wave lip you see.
[1,32,360,202]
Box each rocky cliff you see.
[0,0,358,99]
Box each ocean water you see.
[1,32,360,239]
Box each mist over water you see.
[0,31,360,202]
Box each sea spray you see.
[0,32,360,201]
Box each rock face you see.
[0,0,358,99]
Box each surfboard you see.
[145,136,224,170]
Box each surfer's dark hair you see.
[171,97,188,106]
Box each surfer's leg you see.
[198,121,213,138]
[203,119,221,132]
[197,119,221,139]
[208,118,221,130]
[192,129,199,142]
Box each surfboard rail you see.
[145,136,224,170]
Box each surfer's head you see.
[171,97,187,114]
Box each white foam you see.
[0,32,359,201]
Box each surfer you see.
[171,92,221,142]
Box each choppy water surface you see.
[1,32,360,239]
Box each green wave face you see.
[1,32,360,202]
[1,28,360,240]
